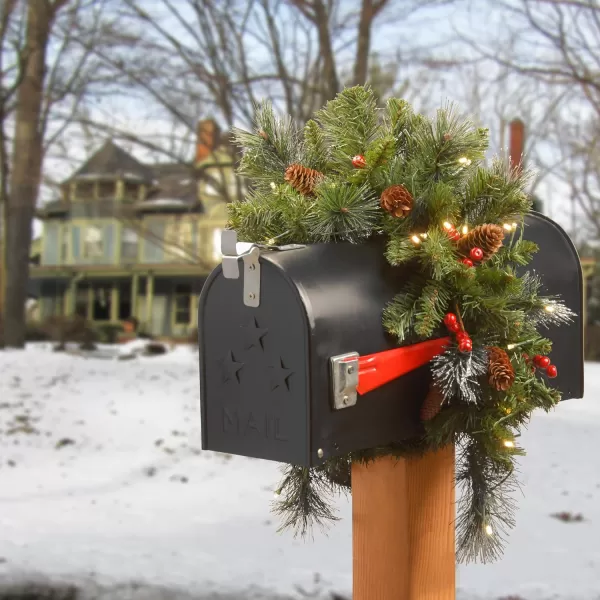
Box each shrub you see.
[95,323,123,344]
[25,322,52,342]
[143,341,167,356]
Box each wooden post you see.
[352,445,455,600]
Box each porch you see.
[36,271,206,337]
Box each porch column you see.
[86,285,94,320]
[110,282,119,322]
[131,273,139,319]
[65,278,77,316]
[145,272,154,332]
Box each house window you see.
[60,225,68,263]
[173,283,192,324]
[212,228,223,262]
[83,225,104,258]
[121,228,138,261]
[166,218,194,260]
[76,181,95,200]
[98,181,115,199]
[124,182,140,201]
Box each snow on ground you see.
[0,344,598,600]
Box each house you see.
[29,120,237,338]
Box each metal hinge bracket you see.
[221,230,261,307]
[330,352,359,410]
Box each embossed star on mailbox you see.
[219,350,244,383]
[241,317,268,350]
[267,356,293,391]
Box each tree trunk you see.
[4,0,55,348]
[353,0,374,86]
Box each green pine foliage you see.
[229,85,575,564]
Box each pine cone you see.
[380,184,413,218]
[488,346,515,391]
[284,163,324,196]
[420,383,444,421]
[456,224,504,261]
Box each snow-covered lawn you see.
[0,344,598,600]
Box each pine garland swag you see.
[230,85,575,564]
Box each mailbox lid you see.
[523,213,584,400]
[199,260,311,465]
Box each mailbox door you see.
[263,241,431,463]
[523,213,584,399]
[199,262,311,465]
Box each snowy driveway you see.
[0,345,599,599]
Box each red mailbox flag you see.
[353,337,451,395]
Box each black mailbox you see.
[198,213,583,467]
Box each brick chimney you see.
[508,118,525,173]
[196,119,220,163]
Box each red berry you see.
[456,330,469,340]
[538,356,551,369]
[546,364,558,378]
[458,338,473,353]
[533,354,543,366]
[470,247,484,261]
[444,313,457,327]
[451,231,461,241]
[461,258,474,267]
[352,155,366,168]
[447,321,461,333]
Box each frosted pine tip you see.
[273,490,281,499]
[507,343,516,350]
[485,524,493,536]
[270,182,277,190]
[410,235,421,245]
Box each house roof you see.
[67,140,155,183]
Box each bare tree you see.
[1,0,125,348]
[456,0,600,239]
[67,0,460,205]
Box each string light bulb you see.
[512,222,518,229]
[411,235,421,245]
[461,225,469,235]
[458,157,472,166]
[267,238,276,245]
[507,343,516,350]
[503,223,513,231]
[419,233,428,239]
[270,182,277,190]
[443,221,453,231]
[485,524,493,536]
[503,440,515,448]
[545,304,556,313]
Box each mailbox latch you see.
[330,352,359,410]
[221,230,261,307]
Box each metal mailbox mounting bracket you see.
[221,229,261,308]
